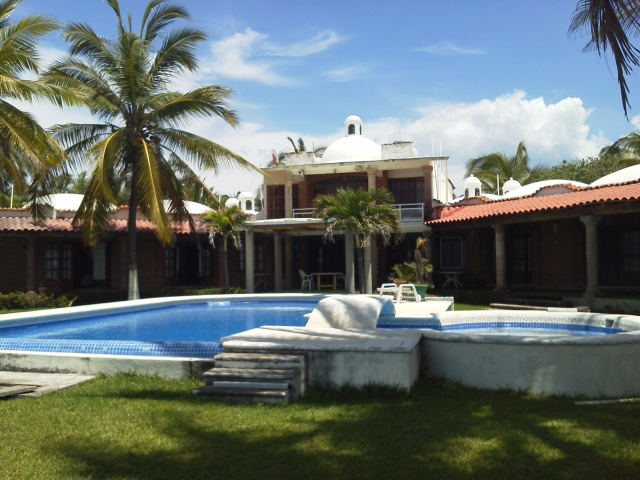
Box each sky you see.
[15,0,640,196]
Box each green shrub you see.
[0,292,76,311]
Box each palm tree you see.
[600,130,640,167]
[569,1,640,117]
[42,0,260,300]
[203,205,248,293]
[465,141,547,193]
[314,187,404,294]
[0,0,73,209]
[269,136,327,166]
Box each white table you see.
[311,272,343,290]
[441,271,463,288]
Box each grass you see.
[2,374,640,479]
[454,303,490,311]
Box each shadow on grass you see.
[44,378,640,480]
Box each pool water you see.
[378,321,624,336]
[0,301,316,358]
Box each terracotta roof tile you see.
[429,182,640,225]
[0,217,207,234]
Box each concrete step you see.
[212,381,291,390]
[214,353,304,371]
[204,368,302,400]
[194,385,291,405]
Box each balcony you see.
[291,203,424,223]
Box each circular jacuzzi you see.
[379,310,640,398]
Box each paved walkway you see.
[394,299,453,315]
[0,371,94,399]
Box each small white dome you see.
[344,115,363,136]
[502,177,522,195]
[225,198,240,208]
[238,191,254,200]
[463,174,482,198]
[321,135,381,163]
[591,164,640,187]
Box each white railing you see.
[292,208,315,218]
[393,203,424,223]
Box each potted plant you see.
[414,238,434,299]
[390,262,414,286]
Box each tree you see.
[42,0,260,300]
[570,0,640,117]
[0,0,72,208]
[465,141,547,193]
[314,187,404,294]
[203,205,248,293]
[600,130,640,167]
[537,155,622,184]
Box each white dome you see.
[322,135,381,163]
[591,164,640,187]
[502,177,522,194]
[162,199,212,215]
[238,191,254,200]
[225,198,240,208]
[463,174,482,197]
[500,180,589,200]
[39,193,84,211]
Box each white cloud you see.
[324,64,369,82]
[415,41,484,56]
[203,28,342,86]
[631,114,640,130]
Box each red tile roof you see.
[429,182,640,225]
[0,217,207,234]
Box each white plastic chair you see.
[299,269,314,290]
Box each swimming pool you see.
[378,321,624,336]
[0,300,316,358]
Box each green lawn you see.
[2,374,640,479]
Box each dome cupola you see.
[463,174,482,198]
[502,177,522,195]
[344,115,363,136]
[237,191,256,213]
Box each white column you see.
[364,237,373,294]
[366,168,377,191]
[274,233,282,292]
[367,169,378,288]
[344,228,355,294]
[284,174,293,218]
[493,224,506,291]
[245,229,255,293]
[580,215,601,300]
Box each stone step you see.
[214,353,305,371]
[193,385,291,405]
[212,381,291,390]
[204,368,302,400]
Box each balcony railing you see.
[292,203,424,223]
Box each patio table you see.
[311,272,343,290]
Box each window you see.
[388,178,424,204]
[464,188,470,199]
[164,248,176,277]
[600,225,640,286]
[246,200,252,211]
[314,175,367,197]
[440,237,466,269]
[254,242,263,271]
[45,244,59,280]
[267,186,285,219]
[475,188,480,196]
[201,248,211,277]
[348,124,355,135]
[508,231,532,284]
[61,243,73,280]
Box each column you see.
[26,235,35,292]
[344,228,355,294]
[493,224,506,291]
[422,163,434,218]
[274,233,282,292]
[245,228,255,293]
[364,237,373,294]
[284,174,293,218]
[580,215,601,303]
[367,168,378,287]
[285,235,294,289]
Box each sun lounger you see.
[377,283,421,303]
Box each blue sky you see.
[16,0,640,195]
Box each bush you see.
[0,292,76,311]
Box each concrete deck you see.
[394,299,453,315]
[0,371,94,398]
[222,326,421,390]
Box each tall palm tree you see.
[569,0,640,117]
[465,141,547,193]
[314,187,404,294]
[42,0,260,300]
[0,0,72,208]
[203,205,248,293]
[600,130,640,167]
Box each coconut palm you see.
[42,0,260,300]
[600,130,640,167]
[465,141,547,193]
[203,205,248,293]
[0,0,73,207]
[314,187,404,294]
[569,1,640,117]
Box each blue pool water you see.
[378,321,624,336]
[0,301,316,358]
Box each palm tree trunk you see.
[223,235,230,294]
[127,166,140,300]
[357,247,365,294]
